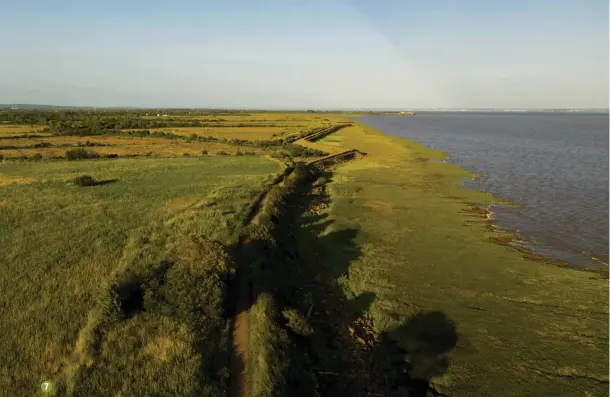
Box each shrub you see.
[72,175,96,187]
[65,148,100,160]
[236,151,244,156]
[33,142,53,148]
[244,151,256,156]
[32,153,43,161]
[282,308,313,336]
[216,151,229,156]
[183,152,191,157]
[201,150,208,155]
[272,152,290,160]
[104,153,119,159]
[160,237,234,327]
[292,163,313,181]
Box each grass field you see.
[0,156,282,396]
[0,110,606,397]
[0,113,337,160]
[0,123,49,136]
[312,119,609,396]
[0,135,269,159]
[127,127,287,141]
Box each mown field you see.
[0,156,282,396]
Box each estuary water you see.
[360,112,609,268]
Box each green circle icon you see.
[40,380,53,394]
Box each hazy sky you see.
[1,0,608,108]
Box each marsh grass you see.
[317,119,609,396]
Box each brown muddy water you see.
[360,112,609,270]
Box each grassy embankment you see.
[236,117,608,397]
[308,120,609,396]
[0,156,282,396]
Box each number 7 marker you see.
[41,381,53,393]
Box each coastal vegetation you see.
[0,109,606,397]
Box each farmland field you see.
[0,123,49,136]
[0,135,269,159]
[126,127,287,141]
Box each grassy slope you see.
[0,156,281,396]
[320,120,608,396]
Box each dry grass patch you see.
[0,124,47,136]
[0,137,271,159]
[126,127,287,141]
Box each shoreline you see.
[317,116,608,396]
[350,116,609,275]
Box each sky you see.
[0,0,608,109]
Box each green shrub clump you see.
[72,175,96,187]
[282,308,313,336]
[65,148,100,160]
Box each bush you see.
[32,153,43,161]
[183,152,190,157]
[72,175,96,187]
[216,151,229,156]
[33,142,53,148]
[282,308,313,336]
[160,237,234,327]
[65,148,100,160]
[201,150,208,155]
[104,153,119,159]
[236,151,244,156]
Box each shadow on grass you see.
[91,178,119,186]
[230,168,459,397]
[376,311,458,397]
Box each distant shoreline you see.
[1,104,608,114]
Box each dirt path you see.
[229,238,251,397]
[229,170,290,397]
[228,141,364,397]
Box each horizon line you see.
[1,104,608,112]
